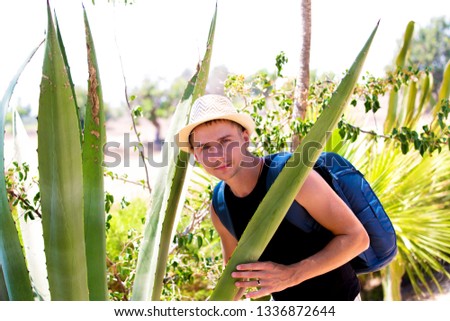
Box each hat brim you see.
[176,113,255,153]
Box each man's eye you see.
[203,144,217,152]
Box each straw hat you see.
[176,94,255,153]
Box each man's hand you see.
[231,261,299,299]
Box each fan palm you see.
[326,131,450,300]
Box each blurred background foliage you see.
[407,16,450,95]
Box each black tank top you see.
[224,157,360,300]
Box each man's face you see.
[191,120,250,180]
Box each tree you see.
[292,0,311,150]
[206,65,229,95]
[408,16,450,94]
[131,72,190,146]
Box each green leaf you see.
[0,39,42,301]
[197,235,203,249]
[82,5,108,301]
[384,21,415,134]
[55,14,82,144]
[12,108,50,300]
[275,51,288,77]
[432,60,450,127]
[403,78,418,127]
[210,21,379,301]
[38,2,88,300]
[192,3,217,101]
[395,21,415,68]
[133,106,143,118]
[187,233,193,244]
[401,142,409,154]
[0,265,9,300]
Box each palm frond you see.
[344,135,450,298]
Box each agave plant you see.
[0,1,217,301]
[1,2,107,300]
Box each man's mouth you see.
[215,163,231,170]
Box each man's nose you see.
[209,143,225,157]
[208,145,226,166]
[202,143,225,167]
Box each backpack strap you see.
[211,154,278,239]
[267,152,322,232]
[212,181,237,239]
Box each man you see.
[176,94,369,300]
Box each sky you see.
[0,0,449,112]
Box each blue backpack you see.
[212,151,398,274]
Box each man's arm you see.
[210,204,238,265]
[210,204,246,300]
[290,170,370,280]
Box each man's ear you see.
[242,129,250,143]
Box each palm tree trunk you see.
[292,0,311,150]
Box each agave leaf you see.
[131,86,196,301]
[192,2,217,101]
[411,72,433,127]
[55,16,81,142]
[431,60,450,132]
[38,2,88,300]
[82,6,107,300]
[0,264,9,300]
[0,38,42,301]
[435,60,450,116]
[54,4,107,300]
[132,5,217,301]
[384,21,415,134]
[150,4,217,301]
[12,108,50,300]
[148,124,194,301]
[403,78,418,127]
[395,21,415,68]
[210,22,379,301]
